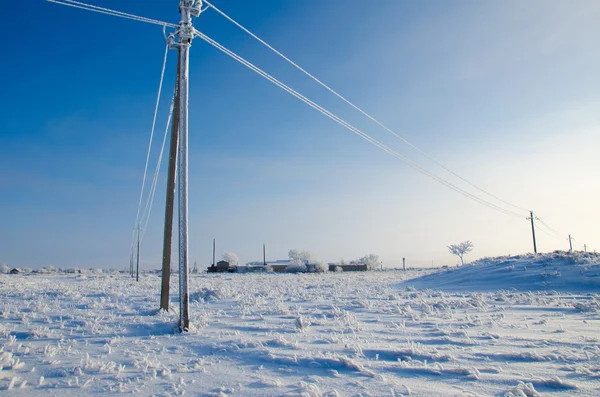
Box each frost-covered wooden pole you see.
[568,234,573,253]
[160,45,180,312]
[177,0,195,332]
[528,210,537,254]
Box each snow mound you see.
[403,251,600,293]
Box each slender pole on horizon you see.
[136,223,141,282]
[568,234,573,253]
[263,244,266,266]
[528,211,537,254]
[177,0,195,332]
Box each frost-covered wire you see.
[129,40,171,261]
[134,41,169,233]
[47,0,177,28]
[195,30,525,219]
[535,223,565,241]
[202,0,528,213]
[535,216,566,239]
[139,93,176,243]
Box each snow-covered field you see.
[1,253,599,396]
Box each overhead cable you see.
[535,216,566,239]
[195,30,525,219]
[47,0,177,28]
[140,94,176,243]
[202,0,528,213]
[133,40,170,236]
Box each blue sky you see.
[1,0,599,269]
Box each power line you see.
[202,0,528,213]
[46,0,574,253]
[535,216,566,239]
[194,30,525,219]
[140,94,176,243]
[47,0,177,28]
[133,41,170,238]
[535,223,565,241]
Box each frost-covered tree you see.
[349,254,382,270]
[306,261,329,273]
[448,241,474,266]
[221,252,239,266]
[0,264,9,274]
[288,249,312,263]
[286,259,307,273]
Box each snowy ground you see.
[1,254,599,396]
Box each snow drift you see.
[403,251,600,293]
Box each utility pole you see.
[584,244,587,253]
[403,257,406,271]
[160,46,180,312]
[136,223,141,282]
[263,243,266,266]
[212,238,216,266]
[568,234,573,253]
[528,210,537,254]
[176,0,197,333]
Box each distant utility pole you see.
[263,243,266,266]
[584,244,587,253]
[160,49,181,312]
[212,238,216,266]
[527,210,538,254]
[403,257,406,271]
[568,235,573,253]
[136,223,141,282]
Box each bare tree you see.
[448,241,474,266]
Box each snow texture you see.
[0,252,599,396]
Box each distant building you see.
[9,268,20,274]
[207,260,236,273]
[328,264,368,272]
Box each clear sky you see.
[1,0,599,270]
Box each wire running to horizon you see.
[195,30,525,219]
[535,216,567,239]
[535,223,566,241]
[46,0,177,28]
[129,40,171,262]
[202,0,528,213]
[139,94,176,243]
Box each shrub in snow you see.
[349,254,382,270]
[0,264,9,274]
[295,315,310,332]
[265,265,274,273]
[306,262,329,273]
[334,266,343,272]
[286,259,307,273]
